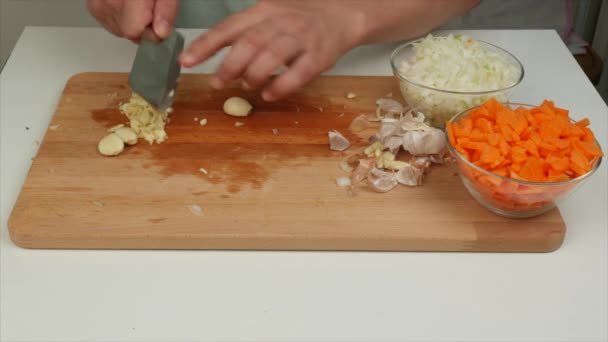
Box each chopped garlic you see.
[234,122,245,127]
[345,92,357,99]
[364,141,384,157]
[119,93,169,144]
[272,128,279,135]
[198,167,208,175]
[186,204,204,217]
[49,124,61,131]
[194,117,199,121]
[336,176,352,187]
[168,89,175,98]
[200,118,208,126]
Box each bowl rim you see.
[445,102,604,187]
[390,36,525,95]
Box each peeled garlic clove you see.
[113,127,138,145]
[328,130,351,151]
[223,97,252,117]
[368,168,398,193]
[98,133,125,156]
[396,164,424,187]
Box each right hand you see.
[87,0,179,41]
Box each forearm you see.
[355,0,480,44]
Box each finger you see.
[119,0,154,40]
[153,0,179,39]
[87,0,122,37]
[212,25,279,89]
[242,34,303,90]
[262,54,324,102]
[179,6,266,67]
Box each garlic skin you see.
[401,128,446,156]
[396,164,424,187]
[368,168,398,193]
[328,130,351,151]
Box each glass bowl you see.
[390,37,524,128]
[446,103,603,218]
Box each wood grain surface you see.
[8,72,566,251]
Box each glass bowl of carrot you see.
[445,99,604,218]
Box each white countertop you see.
[1,27,606,342]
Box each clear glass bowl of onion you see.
[390,35,524,128]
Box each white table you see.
[1,27,606,342]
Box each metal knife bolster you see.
[128,30,185,112]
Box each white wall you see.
[0,0,98,69]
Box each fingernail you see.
[155,18,170,39]
[262,90,275,102]
[180,53,195,66]
[210,77,224,90]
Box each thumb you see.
[153,0,180,39]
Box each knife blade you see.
[128,28,185,112]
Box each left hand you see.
[179,0,366,101]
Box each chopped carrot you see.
[575,118,590,127]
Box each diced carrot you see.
[571,147,592,172]
[469,128,487,142]
[582,128,595,142]
[460,140,486,151]
[475,117,493,133]
[555,107,569,117]
[546,152,569,173]
[498,138,511,156]
[530,130,542,146]
[488,132,500,147]
[575,140,604,158]
[510,146,527,164]
[575,118,590,127]
[519,157,545,182]
[480,145,501,165]
[546,137,570,150]
[523,140,540,157]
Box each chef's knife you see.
[128,28,185,112]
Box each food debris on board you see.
[234,122,245,127]
[345,92,357,99]
[335,97,448,193]
[198,167,208,175]
[49,124,61,131]
[186,204,204,217]
[272,128,279,135]
[328,130,351,151]
[199,118,207,126]
[119,93,169,144]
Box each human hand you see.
[179,0,367,101]
[87,0,179,41]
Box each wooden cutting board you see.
[8,72,566,251]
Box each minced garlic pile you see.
[119,93,169,144]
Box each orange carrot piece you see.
[575,140,604,158]
[523,140,540,158]
[480,145,501,165]
[571,148,592,172]
[546,152,570,173]
[575,118,590,127]
[469,128,487,142]
[510,146,527,164]
[519,157,545,182]
[460,140,487,151]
